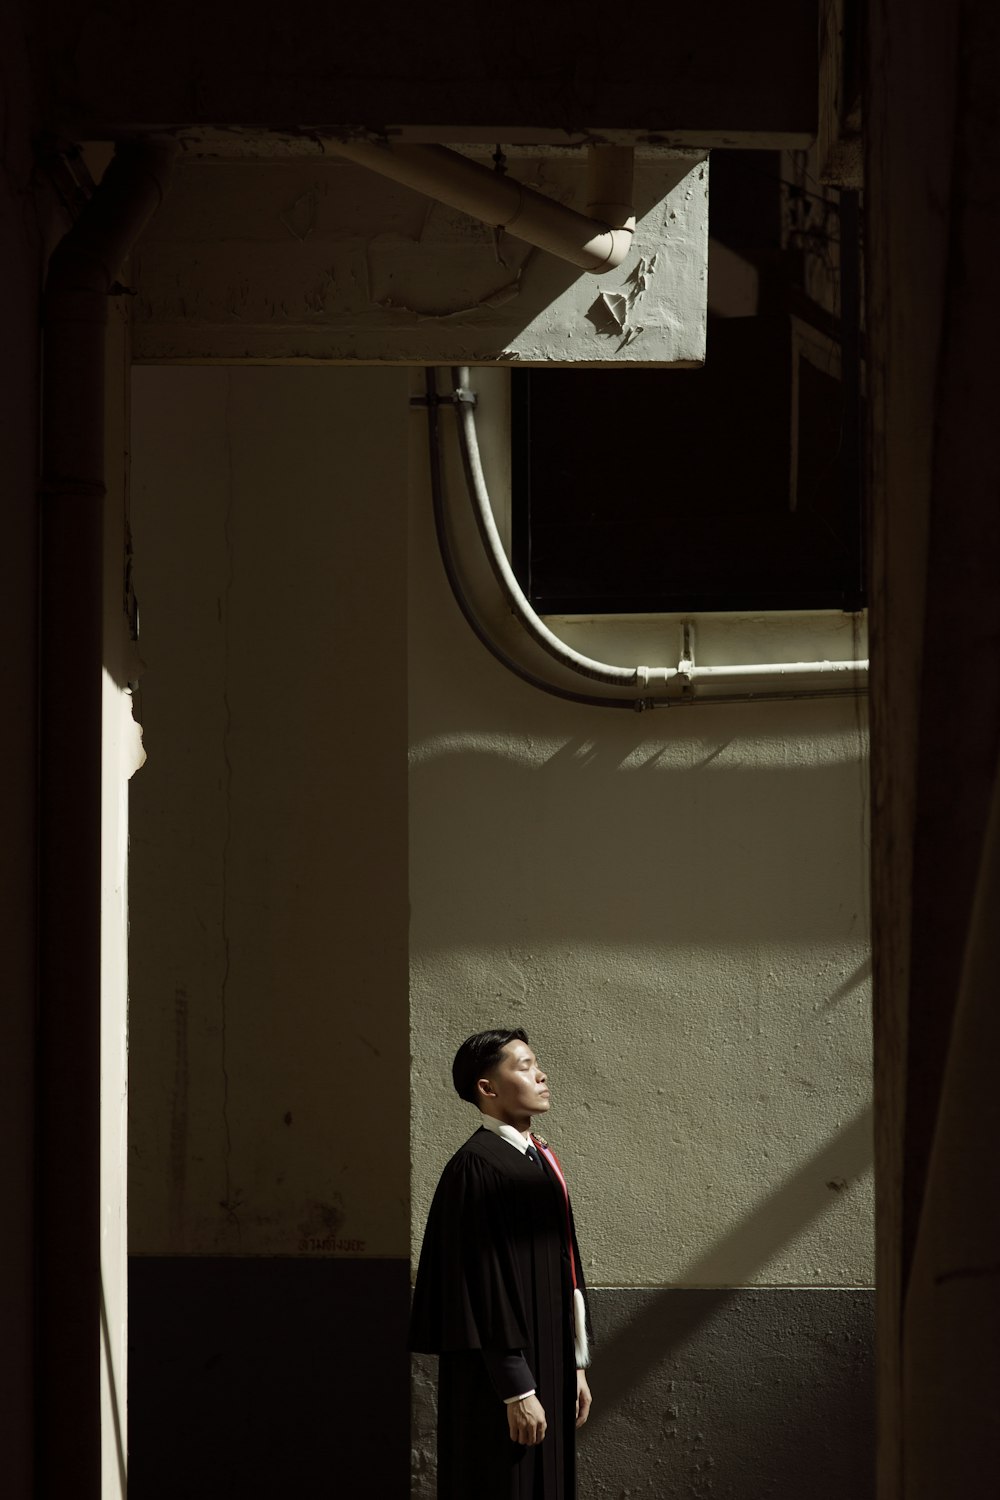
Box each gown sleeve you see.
[481,1349,536,1400]
[409,1150,531,1354]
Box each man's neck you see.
[480,1108,532,1139]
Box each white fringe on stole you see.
[573,1287,590,1368]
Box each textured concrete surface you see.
[413,1288,875,1499]
[125,365,874,1500]
[132,150,708,366]
[408,366,874,1289]
[129,367,411,1257]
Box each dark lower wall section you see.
[130,1256,409,1498]
[413,1288,874,1499]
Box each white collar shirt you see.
[479,1112,533,1155]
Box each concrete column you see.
[0,10,44,1493]
[126,366,411,1495]
[867,1,1000,1494]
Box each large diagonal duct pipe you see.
[38,137,174,1500]
[333,140,635,273]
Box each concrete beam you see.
[132,150,708,366]
[40,2,818,146]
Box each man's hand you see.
[575,1370,593,1428]
[507,1393,547,1446]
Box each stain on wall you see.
[129,366,410,1258]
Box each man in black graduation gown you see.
[410,1028,593,1500]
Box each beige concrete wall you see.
[408,369,874,1289]
[128,366,410,1258]
[132,150,709,367]
[126,360,872,1296]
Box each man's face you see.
[478,1040,551,1120]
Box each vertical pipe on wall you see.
[37,138,173,1499]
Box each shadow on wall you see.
[587,1102,873,1420]
[100,1273,127,1498]
[413,1109,875,1499]
[410,735,869,948]
[577,1285,875,1499]
[824,954,872,1007]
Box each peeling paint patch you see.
[617,323,644,349]
[585,255,658,347]
[134,151,707,362]
[303,272,334,315]
[587,290,630,336]
[627,251,659,299]
[279,188,318,241]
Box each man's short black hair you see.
[452,1028,529,1106]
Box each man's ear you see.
[476,1076,496,1099]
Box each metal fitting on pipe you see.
[332,139,634,273]
[586,145,636,238]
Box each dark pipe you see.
[37,138,174,1500]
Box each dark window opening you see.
[511,154,865,617]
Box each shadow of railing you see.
[100,1270,128,1496]
[586,1102,874,1424]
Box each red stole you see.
[532,1136,578,1290]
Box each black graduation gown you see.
[410,1127,589,1500]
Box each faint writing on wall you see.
[298,1235,368,1255]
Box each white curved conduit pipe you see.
[448,368,869,701]
[452,366,635,686]
[332,140,635,273]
